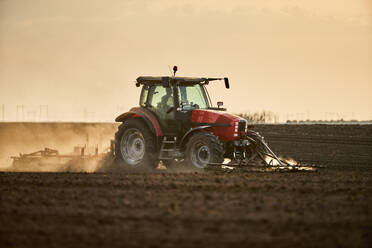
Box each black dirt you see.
[1,168,371,248]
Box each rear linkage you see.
[246,130,289,166]
[209,130,296,169]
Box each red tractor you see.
[114,68,288,170]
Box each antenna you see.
[168,65,174,77]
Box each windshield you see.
[178,84,209,110]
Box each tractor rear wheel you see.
[184,132,224,169]
[115,119,158,170]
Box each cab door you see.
[174,84,210,133]
[146,85,177,135]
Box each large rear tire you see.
[115,119,158,171]
[184,132,224,170]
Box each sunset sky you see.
[0,0,371,121]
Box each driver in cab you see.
[156,87,174,118]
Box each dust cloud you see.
[0,122,117,172]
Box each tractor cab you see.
[136,76,229,137]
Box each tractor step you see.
[158,137,177,160]
[162,141,175,144]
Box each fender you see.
[179,126,212,149]
[115,107,163,137]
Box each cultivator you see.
[208,130,315,172]
[10,145,112,172]
[229,130,293,166]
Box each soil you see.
[1,123,371,247]
[1,167,371,248]
[253,124,372,167]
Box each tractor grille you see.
[238,120,246,132]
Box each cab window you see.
[139,86,149,107]
[148,85,174,114]
[178,85,208,110]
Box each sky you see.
[0,0,371,122]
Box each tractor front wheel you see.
[184,132,224,169]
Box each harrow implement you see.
[208,130,316,172]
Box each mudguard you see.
[179,126,212,149]
[115,107,163,137]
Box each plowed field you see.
[1,168,371,248]
[0,123,371,247]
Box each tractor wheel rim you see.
[191,143,210,169]
[120,128,145,166]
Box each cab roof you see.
[136,76,223,86]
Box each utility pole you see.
[16,105,24,121]
[39,105,49,122]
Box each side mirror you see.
[162,77,170,87]
[217,101,224,108]
[224,77,230,89]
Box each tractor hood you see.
[191,109,247,141]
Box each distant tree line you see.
[237,111,372,124]
[237,111,279,124]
